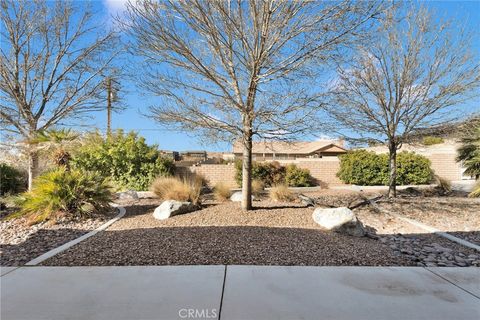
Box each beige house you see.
[232,139,347,161]
[364,140,473,181]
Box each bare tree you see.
[122,0,383,210]
[326,5,480,197]
[0,0,119,189]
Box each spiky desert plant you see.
[29,128,80,169]
[13,168,113,224]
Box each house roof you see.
[232,140,346,154]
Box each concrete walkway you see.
[1,266,479,320]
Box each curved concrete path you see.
[1,266,478,320]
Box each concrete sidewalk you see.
[1,266,479,320]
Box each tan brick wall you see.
[181,159,343,188]
[295,159,342,185]
[181,153,464,188]
[428,153,463,181]
[181,164,238,188]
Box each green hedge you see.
[0,163,25,196]
[337,150,433,186]
[235,160,312,187]
[72,130,175,191]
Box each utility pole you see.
[106,77,112,137]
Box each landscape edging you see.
[25,204,126,266]
[368,200,480,252]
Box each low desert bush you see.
[0,163,25,195]
[252,179,265,196]
[269,184,295,202]
[285,164,312,187]
[338,150,433,186]
[396,151,434,185]
[73,130,175,191]
[422,136,444,146]
[151,174,202,205]
[14,168,112,224]
[235,161,311,187]
[213,182,231,202]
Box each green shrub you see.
[0,163,25,195]
[337,150,433,186]
[337,150,389,185]
[14,168,113,224]
[72,130,175,190]
[235,161,311,187]
[422,136,444,146]
[285,164,312,187]
[396,151,434,185]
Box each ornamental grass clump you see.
[151,173,203,205]
[13,168,113,224]
[251,179,265,197]
[269,184,296,202]
[213,182,231,202]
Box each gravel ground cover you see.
[372,197,480,246]
[41,199,412,266]
[1,213,114,266]
[354,199,480,267]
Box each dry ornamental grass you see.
[269,184,295,202]
[213,182,231,202]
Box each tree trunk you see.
[241,134,253,210]
[387,146,397,198]
[27,149,39,191]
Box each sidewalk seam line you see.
[218,265,227,320]
[424,267,480,300]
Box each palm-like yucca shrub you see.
[456,123,480,197]
[14,168,113,224]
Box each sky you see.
[62,1,480,152]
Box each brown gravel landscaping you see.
[41,198,413,266]
[1,213,114,266]
[3,189,479,268]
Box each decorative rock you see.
[117,190,139,201]
[312,207,366,237]
[230,191,254,202]
[153,200,197,220]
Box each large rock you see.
[117,190,139,200]
[230,191,254,202]
[312,207,365,237]
[153,200,197,220]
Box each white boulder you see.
[230,191,255,202]
[117,190,139,200]
[312,207,365,237]
[153,200,197,220]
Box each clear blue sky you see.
[82,0,480,152]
